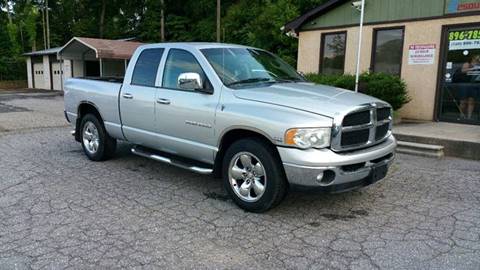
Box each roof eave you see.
[283,0,348,34]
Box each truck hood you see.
[232,82,388,118]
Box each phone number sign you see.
[408,44,436,65]
[448,29,480,50]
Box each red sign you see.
[458,2,480,11]
[408,44,436,65]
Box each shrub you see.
[305,72,410,110]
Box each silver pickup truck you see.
[64,43,396,212]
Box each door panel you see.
[119,48,165,147]
[154,90,218,164]
[120,84,158,147]
[52,62,62,90]
[155,49,219,164]
[33,63,45,89]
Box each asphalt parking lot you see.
[0,90,479,269]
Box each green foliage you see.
[7,23,21,57]
[23,3,39,50]
[305,73,410,110]
[1,0,329,81]
[0,58,26,81]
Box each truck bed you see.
[64,77,124,140]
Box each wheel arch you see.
[75,102,104,142]
[213,128,282,178]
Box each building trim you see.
[319,30,348,74]
[284,0,347,33]
[49,58,53,90]
[61,37,99,59]
[298,11,480,33]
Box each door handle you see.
[156,98,171,105]
[122,93,133,99]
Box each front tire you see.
[80,114,117,161]
[222,138,288,213]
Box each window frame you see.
[131,48,165,88]
[319,30,348,75]
[161,48,212,93]
[370,26,405,76]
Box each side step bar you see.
[131,146,213,175]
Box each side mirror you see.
[178,72,202,90]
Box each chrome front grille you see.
[331,103,392,152]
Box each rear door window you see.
[131,48,165,87]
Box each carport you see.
[58,37,143,79]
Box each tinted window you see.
[320,32,346,75]
[372,28,404,76]
[162,49,206,90]
[131,48,164,86]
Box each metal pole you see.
[99,58,103,78]
[60,58,64,91]
[354,0,365,93]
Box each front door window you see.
[439,26,480,124]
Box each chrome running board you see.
[131,146,213,175]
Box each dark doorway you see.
[85,61,100,77]
[438,24,480,125]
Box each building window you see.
[320,31,347,75]
[371,27,404,76]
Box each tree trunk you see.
[41,6,47,49]
[5,0,12,24]
[99,0,107,38]
[45,0,50,49]
[160,0,165,42]
[216,0,221,42]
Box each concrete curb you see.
[394,133,480,160]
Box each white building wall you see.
[26,57,33,88]
[42,55,52,90]
[63,60,73,79]
[72,60,84,77]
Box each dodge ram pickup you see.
[64,43,396,212]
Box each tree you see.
[1,0,330,81]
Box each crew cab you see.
[64,43,396,212]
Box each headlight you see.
[284,128,331,149]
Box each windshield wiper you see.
[275,78,304,83]
[226,77,274,86]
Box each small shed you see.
[24,37,143,91]
[24,47,66,90]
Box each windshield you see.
[201,48,305,88]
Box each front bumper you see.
[278,135,396,192]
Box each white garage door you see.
[33,63,45,89]
[52,62,62,90]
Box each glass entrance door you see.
[439,25,480,124]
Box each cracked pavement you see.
[0,91,479,269]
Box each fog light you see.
[316,172,324,182]
[316,170,336,186]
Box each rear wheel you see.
[222,138,287,212]
[80,114,116,161]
